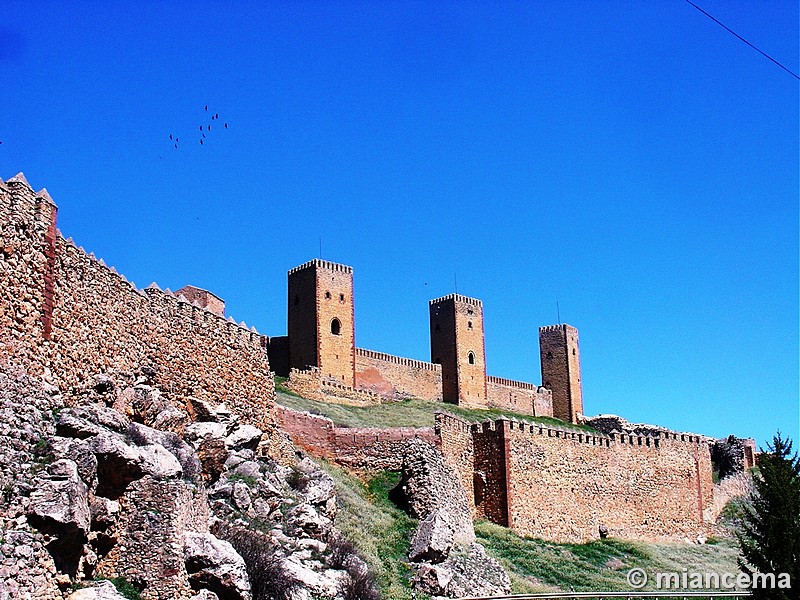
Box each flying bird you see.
[200,139,204,145]
[224,123,228,129]
[205,105,208,111]
[169,134,173,140]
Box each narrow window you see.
[468,321,473,330]
[331,318,341,335]
[468,351,475,365]
[325,291,331,299]
[572,348,576,355]
[547,351,553,359]
[339,293,345,302]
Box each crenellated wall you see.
[485,375,553,416]
[354,347,443,401]
[436,412,713,542]
[0,174,275,430]
[276,404,437,469]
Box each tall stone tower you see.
[429,294,487,408]
[288,259,355,386]
[539,324,583,423]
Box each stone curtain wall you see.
[0,176,55,374]
[354,347,443,401]
[287,367,381,406]
[485,375,553,417]
[276,404,437,469]
[0,175,275,430]
[436,413,713,542]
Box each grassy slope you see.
[316,462,430,600]
[278,381,743,595]
[275,387,595,432]
[476,521,741,594]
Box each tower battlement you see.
[289,258,353,275]
[429,293,482,307]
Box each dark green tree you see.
[737,433,800,599]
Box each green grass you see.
[276,390,595,432]
[475,521,742,593]
[315,461,429,600]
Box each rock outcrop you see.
[390,438,511,598]
[1,368,377,600]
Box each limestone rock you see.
[183,532,251,600]
[409,510,455,563]
[286,503,332,538]
[67,580,127,599]
[189,590,220,600]
[185,422,228,447]
[225,425,262,451]
[415,542,511,598]
[90,433,182,497]
[27,459,90,577]
[391,438,474,544]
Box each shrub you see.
[212,521,299,600]
[327,535,358,569]
[340,567,381,600]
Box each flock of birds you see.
[169,105,228,150]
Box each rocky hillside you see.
[0,365,510,600]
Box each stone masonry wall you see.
[485,375,553,416]
[0,175,275,431]
[276,404,436,469]
[436,413,713,543]
[287,367,381,406]
[354,347,443,401]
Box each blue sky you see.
[2,1,797,446]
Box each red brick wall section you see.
[276,404,436,470]
[354,347,443,401]
[485,375,553,417]
[275,405,337,458]
[437,412,714,542]
[175,285,225,317]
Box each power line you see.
[685,0,799,80]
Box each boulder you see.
[415,543,511,598]
[90,433,182,497]
[27,459,91,577]
[67,580,128,600]
[286,503,332,538]
[183,532,251,600]
[126,422,201,480]
[390,439,474,544]
[408,510,455,563]
[185,422,228,447]
[225,426,262,452]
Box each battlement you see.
[288,258,353,275]
[539,323,577,333]
[355,347,441,372]
[429,293,482,307]
[486,375,537,391]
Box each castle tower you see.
[429,294,487,408]
[539,324,583,423]
[288,259,355,385]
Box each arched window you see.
[468,351,475,365]
[467,321,473,330]
[330,318,341,335]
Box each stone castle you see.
[261,257,577,422]
[1,172,753,544]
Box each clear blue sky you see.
[2,1,797,446]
